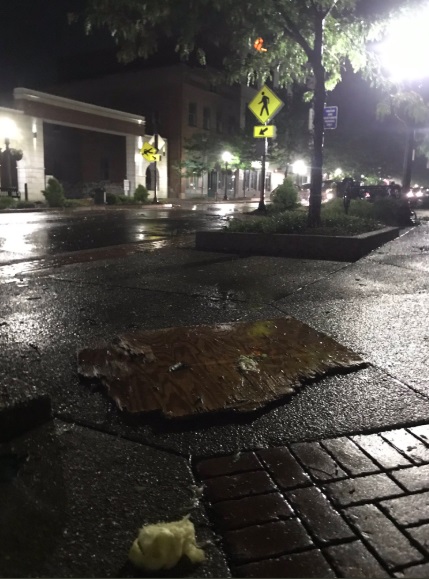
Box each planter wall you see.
[195,227,400,262]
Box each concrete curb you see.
[0,378,51,442]
[195,227,400,261]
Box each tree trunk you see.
[402,126,415,193]
[307,16,326,228]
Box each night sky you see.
[0,0,117,99]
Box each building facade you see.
[0,88,168,201]
[47,64,281,199]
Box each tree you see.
[377,88,429,190]
[84,0,426,225]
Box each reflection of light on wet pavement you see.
[0,236,194,279]
[0,214,48,261]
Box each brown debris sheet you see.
[77,318,366,418]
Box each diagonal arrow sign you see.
[259,127,268,135]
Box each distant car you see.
[297,180,337,206]
[405,186,429,207]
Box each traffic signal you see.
[253,37,267,52]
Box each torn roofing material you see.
[77,318,366,419]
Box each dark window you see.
[203,107,211,130]
[245,105,254,132]
[100,157,109,180]
[227,116,236,134]
[216,110,223,133]
[188,102,197,127]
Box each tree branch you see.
[273,0,314,60]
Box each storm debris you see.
[77,318,366,419]
[128,515,205,571]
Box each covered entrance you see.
[5,88,158,201]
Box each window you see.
[203,107,211,130]
[100,157,109,180]
[227,116,236,134]
[188,102,197,127]
[216,110,223,133]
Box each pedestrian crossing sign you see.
[248,85,284,124]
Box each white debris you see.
[128,515,205,571]
[237,355,260,373]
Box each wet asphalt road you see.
[0,205,249,264]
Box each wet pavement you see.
[2,210,429,576]
[0,204,253,264]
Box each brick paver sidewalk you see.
[195,425,429,578]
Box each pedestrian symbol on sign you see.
[259,92,270,117]
[248,85,284,124]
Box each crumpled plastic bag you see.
[128,515,205,571]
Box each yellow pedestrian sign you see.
[253,125,277,138]
[140,143,160,162]
[248,85,284,124]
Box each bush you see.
[134,184,149,203]
[106,192,118,205]
[227,208,381,236]
[0,196,17,210]
[64,199,83,208]
[117,194,136,204]
[16,201,36,209]
[323,196,416,226]
[372,198,402,225]
[270,178,299,211]
[42,178,65,207]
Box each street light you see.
[222,151,232,201]
[377,5,429,191]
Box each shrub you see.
[106,192,118,205]
[42,178,65,207]
[270,178,299,211]
[372,198,401,225]
[16,201,36,209]
[0,196,17,209]
[64,199,82,208]
[134,184,149,203]
[227,209,381,236]
[117,194,136,204]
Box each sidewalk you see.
[2,221,429,577]
[196,424,429,578]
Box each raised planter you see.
[195,227,400,262]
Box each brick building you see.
[48,64,268,199]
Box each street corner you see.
[0,420,231,578]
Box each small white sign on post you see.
[123,179,130,195]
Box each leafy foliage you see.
[227,207,381,236]
[134,184,149,203]
[42,178,66,208]
[0,197,17,210]
[84,0,426,224]
[270,178,299,211]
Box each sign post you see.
[248,85,284,211]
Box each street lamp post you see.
[222,151,232,201]
[378,5,429,192]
